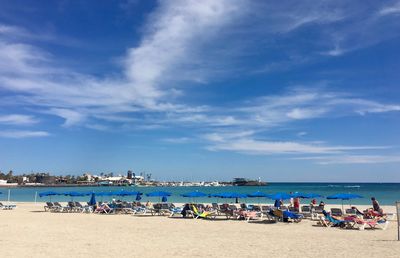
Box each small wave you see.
[327,185,341,188]
[344,185,361,188]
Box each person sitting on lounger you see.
[181,203,191,217]
[319,201,325,209]
[310,199,317,207]
[351,206,364,216]
[371,197,383,215]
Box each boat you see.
[232,177,267,186]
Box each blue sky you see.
[1,0,400,182]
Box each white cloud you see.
[0,114,38,125]
[162,137,191,144]
[296,155,400,164]
[0,130,49,138]
[0,1,244,128]
[379,1,400,16]
[204,131,387,155]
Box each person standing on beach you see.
[293,197,300,212]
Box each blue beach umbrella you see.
[181,191,207,203]
[88,192,96,206]
[146,191,172,197]
[267,192,294,200]
[267,193,294,208]
[95,191,114,202]
[248,191,269,206]
[63,191,86,201]
[327,193,363,211]
[293,192,323,199]
[248,191,269,198]
[181,191,208,198]
[113,190,135,197]
[135,193,142,201]
[146,191,171,203]
[214,192,247,203]
[39,191,59,202]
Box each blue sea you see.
[1,183,400,205]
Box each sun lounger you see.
[53,202,69,212]
[0,202,17,210]
[300,205,312,218]
[97,203,114,214]
[190,205,216,219]
[319,210,347,228]
[74,202,92,213]
[44,202,55,211]
[237,210,260,222]
[330,208,343,217]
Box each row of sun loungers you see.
[44,202,92,213]
[41,201,391,230]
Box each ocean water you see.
[1,183,399,205]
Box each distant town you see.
[0,170,267,187]
[0,170,231,187]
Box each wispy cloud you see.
[0,114,38,125]
[379,1,400,16]
[0,1,245,128]
[0,130,49,138]
[204,131,387,155]
[296,155,400,164]
[162,137,191,144]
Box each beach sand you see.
[0,202,399,258]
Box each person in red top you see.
[293,197,300,212]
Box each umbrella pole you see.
[341,200,344,213]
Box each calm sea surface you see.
[1,183,399,205]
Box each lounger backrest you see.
[54,202,62,207]
[240,203,247,209]
[314,206,323,213]
[46,202,54,207]
[229,205,237,210]
[161,203,169,209]
[301,206,311,212]
[345,208,356,215]
[212,203,218,209]
[330,208,343,216]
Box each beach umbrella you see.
[248,191,269,206]
[146,191,172,197]
[266,193,294,208]
[293,192,323,199]
[267,192,294,200]
[146,191,171,203]
[327,193,363,212]
[113,190,135,197]
[38,191,59,202]
[88,192,96,206]
[214,192,247,203]
[135,193,142,201]
[181,191,207,203]
[95,191,114,202]
[161,196,168,202]
[63,191,86,201]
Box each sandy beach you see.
[0,202,399,258]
